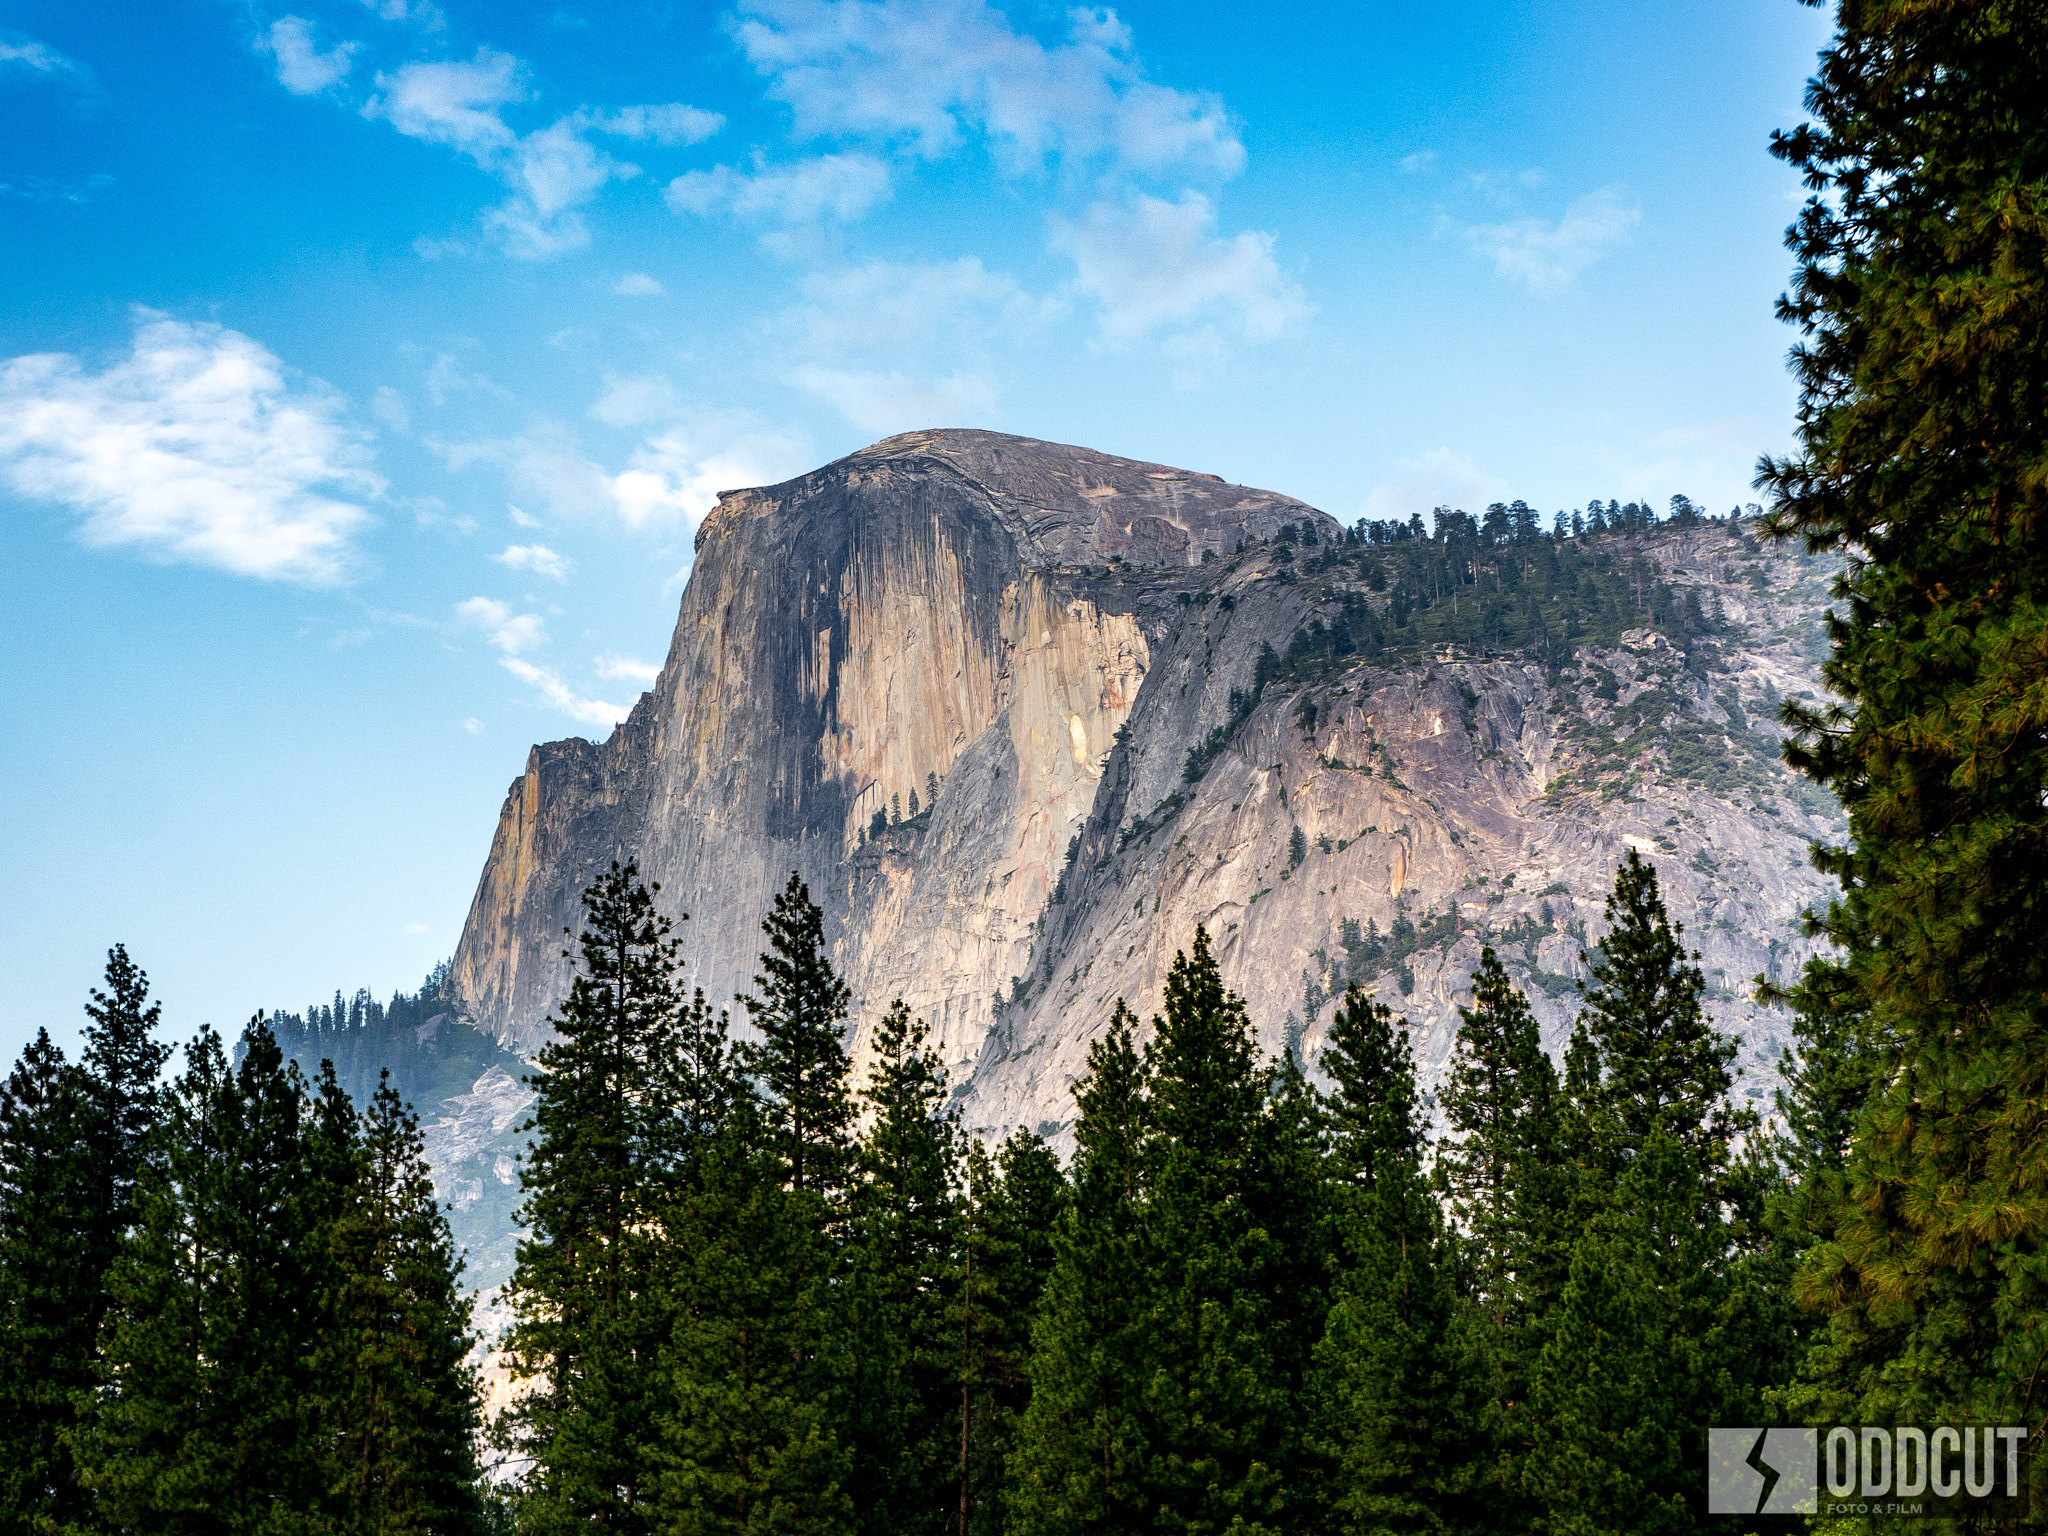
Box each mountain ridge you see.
[447,430,1840,1144]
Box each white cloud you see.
[366,47,524,156]
[0,173,116,204]
[730,0,1242,178]
[371,385,411,432]
[508,503,541,527]
[359,0,444,24]
[0,311,380,584]
[794,366,995,433]
[612,271,665,296]
[1552,417,1784,515]
[1054,191,1310,360]
[260,17,358,95]
[1361,448,1506,525]
[456,586,627,725]
[493,541,569,579]
[462,716,484,733]
[423,349,504,406]
[501,658,631,726]
[586,103,723,145]
[788,256,1049,356]
[1459,185,1639,296]
[442,430,615,519]
[590,372,682,428]
[609,418,811,527]
[448,413,810,530]
[455,594,548,653]
[0,33,96,91]
[666,151,892,226]
[595,654,662,683]
[487,118,636,258]
[1398,150,1435,174]
[365,50,721,257]
[774,256,1053,429]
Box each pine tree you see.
[1135,929,1286,1535]
[0,947,171,1532]
[1251,1047,1335,1527]
[1569,851,1741,1180]
[740,874,856,1198]
[1755,2,2048,1453]
[1524,861,1785,1533]
[1320,985,1419,1196]
[80,1018,338,1531]
[1010,1002,1152,1534]
[1437,950,1564,1332]
[954,1128,1066,1536]
[1431,952,1572,1532]
[81,945,171,1283]
[0,1030,93,1531]
[1523,1128,1717,1536]
[1766,957,1884,1255]
[501,860,690,1534]
[653,1099,852,1536]
[845,1002,961,1536]
[323,1072,484,1534]
[1312,986,1474,1536]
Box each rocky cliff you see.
[448,429,1841,1137]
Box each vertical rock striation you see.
[449,429,1841,1139]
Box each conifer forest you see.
[3,4,2045,1533]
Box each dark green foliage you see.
[1524,1128,1711,1536]
[1134,928,1287,1534]
[323,1073,485,1535]
[1010,1003,1153,1534]
[1319,987,1419,1195]
[1313,988,1472,1536]
[267,963,487,1120]
[1251,1051,1335,1525]
[5,955,481,1536]
[501,860,695,1534]
[845,1002,961,1536]
[81,945,172,1289]
[1,822,1931,1536]
[1766,958,1884,1255]
[0,947,173,1533]
[1522,857,1786,1536]
[1568,850,1742,1178]
[82,1020,347,1529]
[1433,952,1567,1529]
[1756,0,2048,1465]
[955,1129,1066,1535]
[740,874,856,1198]
[1438,950,1566,1331]
[1334,907,1458,988]
[0,1029,93,1532]
[1274,514,1731,685]
[653,1101,853,1536]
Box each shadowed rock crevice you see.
[449,430,1839,1145]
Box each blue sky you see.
[0,0,1833,1060]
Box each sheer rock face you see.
[447,430,1334,1073]
[449,429,1841,1138]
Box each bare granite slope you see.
[448,430,1840,1139]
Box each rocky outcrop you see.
[448,429,1841,1139]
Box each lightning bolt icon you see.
[1746,1428,1781,1513]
